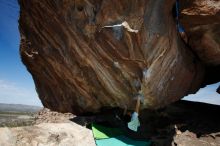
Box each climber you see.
[127,92,144,132]
[175,0,188,43]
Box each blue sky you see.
[0,0,42,106]
[184,82,220,105]
[0,0,219,107]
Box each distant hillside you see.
[0,103,42,113]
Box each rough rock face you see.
[35,108,75,124]
[187,24,220,66]
[179,0,220,86]
[0,123,96,146]
[19,0,220,114]
[180,0,220,66]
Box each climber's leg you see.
[127,95,141,132]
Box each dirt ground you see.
[1,100,220,146]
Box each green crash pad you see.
[95,136,151,146]
[92,124,151,146]
[92,123,124,139]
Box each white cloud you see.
[184,82,220,105]
[0,79,42,106]
[0,79,219,107]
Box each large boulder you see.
[179,0,220,86]
[180,0,220,66]
[19,0,210,114]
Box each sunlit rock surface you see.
[18,0,219,114]
[0,123,96,146]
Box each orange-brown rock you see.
[19,0,207,114]
[180,0,220,66]
[187,24,220,66]
[179,0,220,86]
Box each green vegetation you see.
[0,111,33,115]
[0,119,35,127]
[0,112,36,127]
[0,103,40,127]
